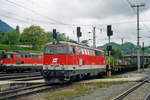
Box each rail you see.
[112,77,150,100]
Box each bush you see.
[0,44,43,53]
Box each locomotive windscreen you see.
[44,46,74,55]
[0,54,14,58]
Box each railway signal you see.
[107,25,113,77]
[53,29,57,39]
[77,27,82,43]
[107,45,112,51]
[77,27,82,37]
[107,25,113,36]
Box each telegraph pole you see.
[93,26,96,48]
[131,3,145,72]
[121,38,124,45]
[142,42,145,71]
[121,38,124,64]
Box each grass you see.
[44,81,127,100]
[105,75,126,79]
[0,44,43,53]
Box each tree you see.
[81,40,88,45]
[3,30,20,45]
[16,25,20,33]
[56,33,69,41]
[20,25,47,49]
[0,30,4,43]
[46,32,55,42]
[46,32,69,42]
[112,48,123,59]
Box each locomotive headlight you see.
[61,71,65,73]
[43,65,48,70]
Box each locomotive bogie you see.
[42,67,106,83]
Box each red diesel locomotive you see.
[42,41,106,83]
[0,52,43,72]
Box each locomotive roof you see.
[46,41,104,52]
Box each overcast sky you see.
[1,0,150,46]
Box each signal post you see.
[107,25,113,77]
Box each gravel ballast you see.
[17,68,150,100]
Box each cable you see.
[124,0,137,13]
[5,0,69,25]
[0,8,57,24]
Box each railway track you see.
[0,72,40,77]
[11,76,43,81]
[144,91,150,100]
[0,72,42,81]
[112,77,150,100]
[0,83,52,100]
[0,82,70,100]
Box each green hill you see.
[97,42,148,54]
[0,20,13,32]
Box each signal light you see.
[107,45,112,51]
[107,25,113,36]
[77,27,82,37]
[53,29,57,39]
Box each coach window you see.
[84,49,87,55]
[88,50,91,55]
[7,54,13,58]
[72,47,76,55]
[32,55,37,58]
[95,51,102,57]
[93,51,95,56]
[85,49,87,55]
[16,55,21,58]
[21,55,24,58]
[38,55,42,58]
[78,48,82,54]
[81,48,84,54]
[25,55,28,58]
[68,46,74,54]
[86,50,89,55]
[28,55,31,58]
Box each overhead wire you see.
[124,0,150,44]
[4,0,69,25]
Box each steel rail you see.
[0,72,40,77]
[11,76,43,81]
[0,74,41,80]
[144,92,150,100]
[112,77,150,100]
[0,83,51,100]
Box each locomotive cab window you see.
[44,45,74,55]
[0,54,14,59]
[0,55,6,58]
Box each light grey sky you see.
[1,0,150,46]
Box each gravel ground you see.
[123,83,150,100]
[73,68,150,100]
[17,68,150,100]
[72,82,137,100]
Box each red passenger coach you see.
[0,52,43,72]
[42,41,106,83]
